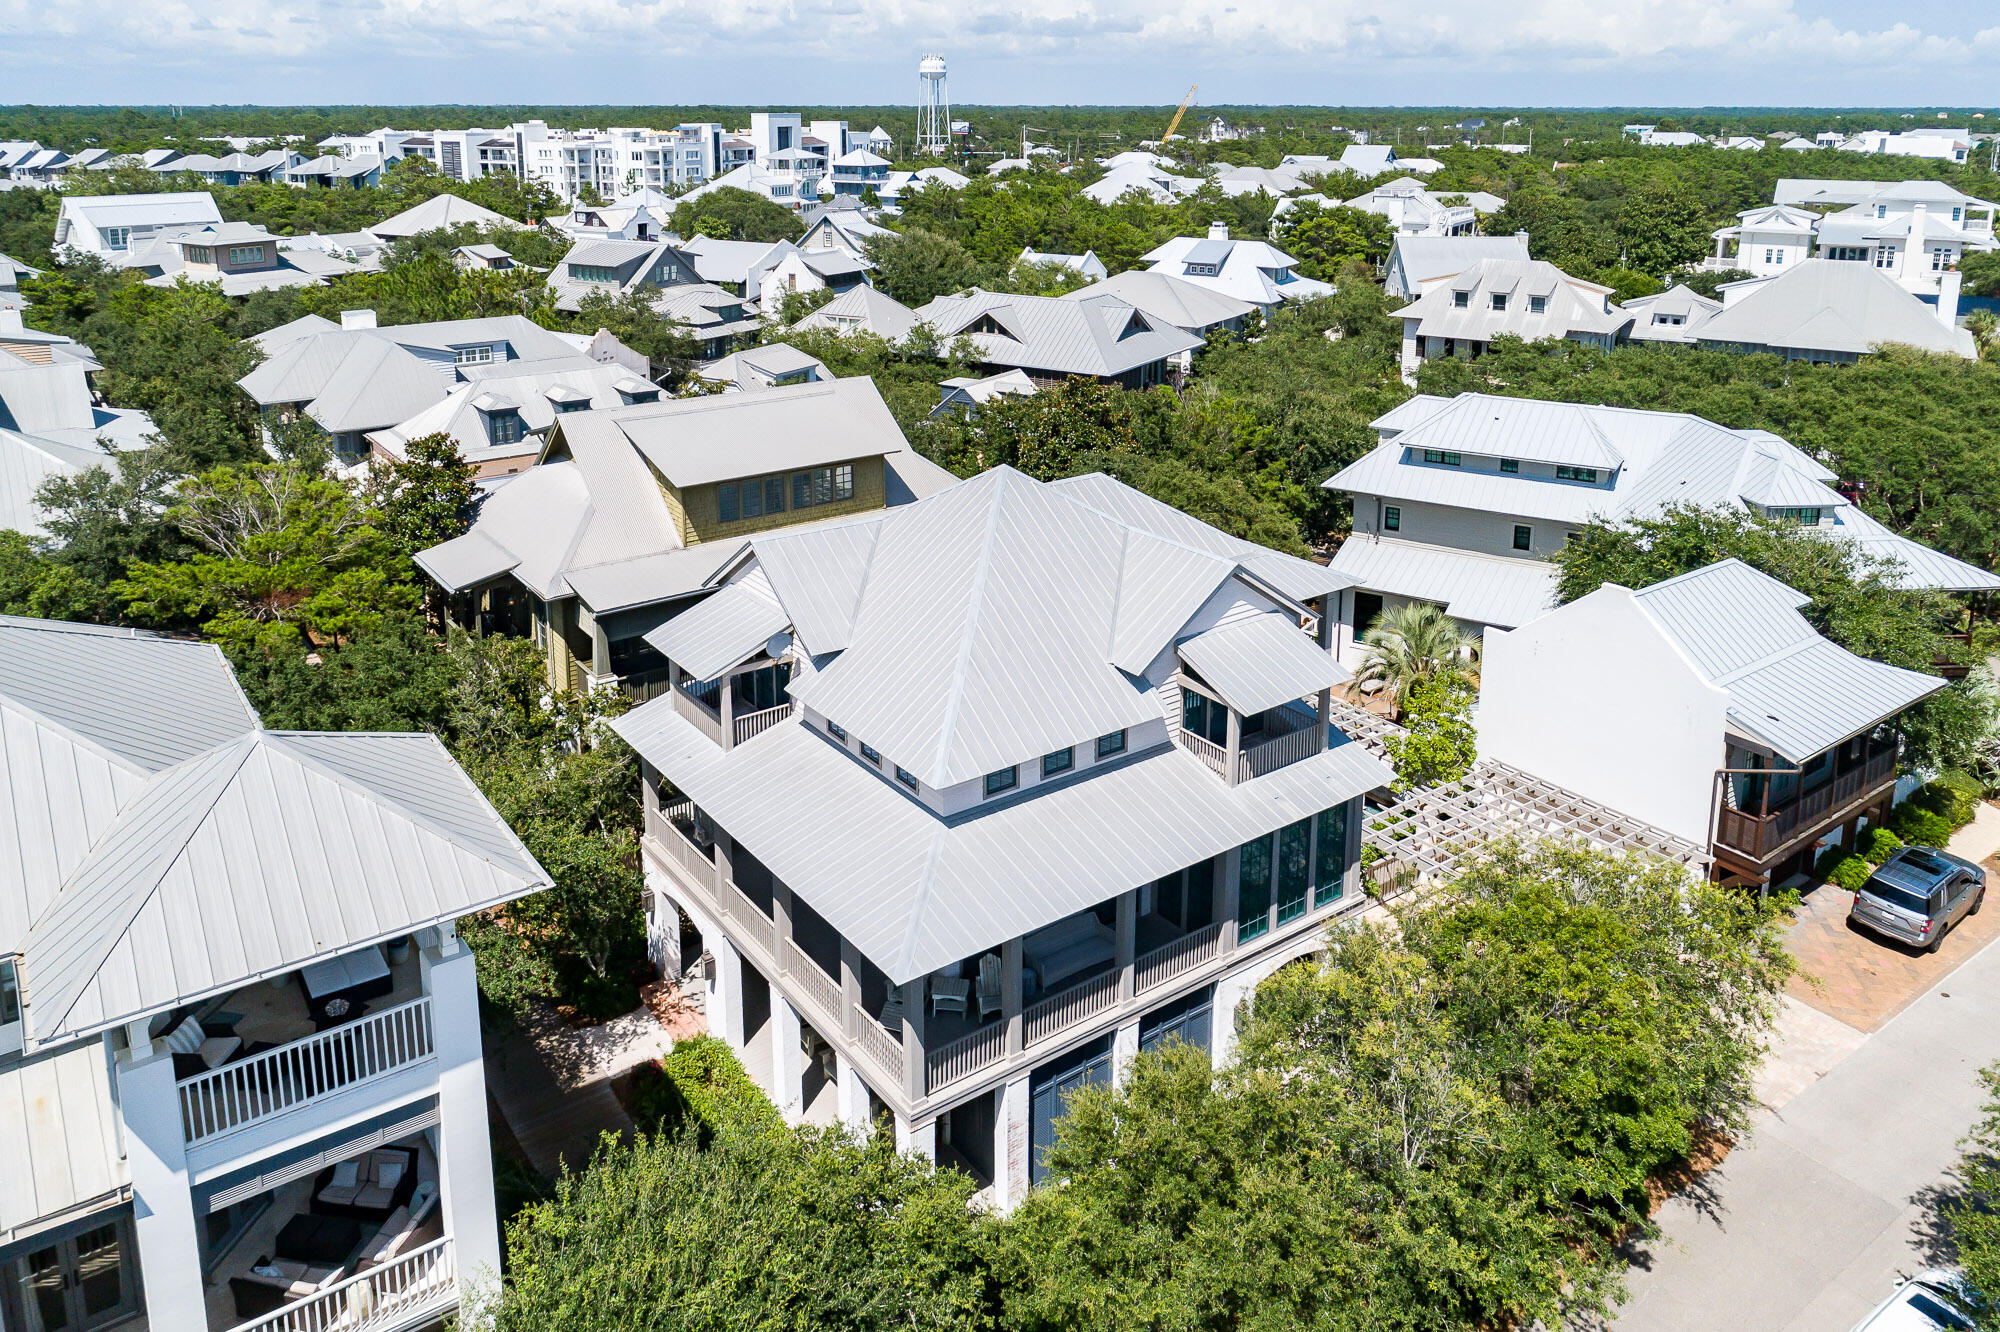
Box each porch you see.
[1714,738,1900,878]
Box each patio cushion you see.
[329,1161,360,1190]
[198,1035,242,1067]
[164,1016,207,1055]
[353,1184,394,1211]
[375,1157,405,1190]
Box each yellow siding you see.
[674,456,887,545]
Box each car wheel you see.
[1974,889,1986,917]
[1928,924,1948,954]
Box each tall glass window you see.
[1314,803,1349,907]
[1182,689,1228,746]
[1237,834,1272,941]
[1275,819,1311,925]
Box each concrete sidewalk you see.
[1610,924,2000,1330]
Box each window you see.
[860,742,881,766]
[1528,294,1547,313]
[101,226,130,250]
[1452,290,1470,308]
[1313,803,1348,907]
[1932,246,1953,271]
[554,398,587,414]
[1555,464,1598,483]
[454,344,496,365]
[1421,450,1461,466]
[1513,524,1532,551]
[1275,819,1311,926]
[896,765,919,791]
[1096,730,1127,759]
[568,263,616,282]
[791,465,854,510]
[1382,505,1401,532]
[1042,746,1075,778]
[1766,506,1823,525]
[1236,834,1273,941]
[488,410,525,445]
[1184,262,1219,277]
[1875,245,1897,269]
[228,245,266,265]
[984,766,1019,798]
[0,959,19,1047]
[185,245,213,263]
[1489,293,1508,311]
[1499,458,1519,473]
[825,718,846,741]
[719,475,787,523]
[1181,688,1228,747]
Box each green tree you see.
[372,431,477,564]
[1383,675,1478,791]
[1271,201,1395,280]
[1946,1062,2000,1327]
[1614,181,1718,277]
[33,447,186,615]
[571,286,701,384]
[864,227,989,306]
[1353,599,1478,712]
[670,186,802,244]
[113,462,416,653]
[495,1125,990,1330]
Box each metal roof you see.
[611,377,909,487]
[1178,614,1349,715]
[1057,271,1255,333]
[1826,506,2000,592]
[646,580,789,681]
[1329,537,1559,628]
[0,1039,126,1242]
[1385,235,1531,288]
[412,529,520,592]
[368,194,523,240]
[1393,258,1625,339]
[23,729,548,1044]
[1388,394,1627,469]
[1630,559,1943,762]
[1696,259,1976,359]
[1139,232,1333,308]
[795,285,920,340]
[615,704,1390,982]
[913,289,1201,378]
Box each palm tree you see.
[1354,601,1478,714]
[1967,308,1999,362]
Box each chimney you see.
[1903,204,1926,280]
[1937,268,1962,328]
[1207,221,1229,240]
[0,308,22,334]
[340,309,378,330]
[1514,229,1529,247]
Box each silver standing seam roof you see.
[1630,559,1944,763]
[0,617,551,1048]
[912,289,1202,378]
[1178,613,1350,715]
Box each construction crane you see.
[1160,85,1198,144]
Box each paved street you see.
[1611,813,2000,1331]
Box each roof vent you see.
[340,309,378,330]
[1207,221,1229,240]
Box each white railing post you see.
[223,1234,457,1332]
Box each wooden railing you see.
[852,1004,905,1086]
[645,801,719,902]
[1024,968,1121,1047]
[1715,746,1898,863]
[1175,729,1228,778]
[180,998,434,1145]
[225,1234,455,1332]
[783,939,841,1025]
[733,701,794,745]
[1239,713,1323,781]
[926,1020,1008,1092]
[672,679,725,746]
[1134,922,1222,994]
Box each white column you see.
[117,1037,205,1332]
[1111,1018,1141,1087]
[1211,969,1256,1072]
[895,1114,937,1160]
[834,1054,872,1137]
[709,934,744,1049]
[772,997,804,1123]
[991,1075,1032,1211]
[423,935,503,1304]
[648,869,683,983]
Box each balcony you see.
[1174,698,1324,785]
[175,949,430,1148]
[1714,743,1899,867]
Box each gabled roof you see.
[1389,393,1627,469]
[1386,234,1531,288]
[1697,259,1976,359]
[55,192,221,246]
[1056,270,1255,333]
[912,289,1201,377]
[794,284,920,340]
[1630,559,1943,763]
[1178,613,1348,714]
[1139,230,1334,307]
[680,235,795,286]
[1394,257,1625,339]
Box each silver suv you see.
[1848,846,1985,953]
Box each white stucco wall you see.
[1477,584,1731,846]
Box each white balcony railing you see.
[1176,729,1228,778]
[926,1020,1007,1093]
[732,701,793,745]
[647,801,720,902]
[179,997,435,1145]
[783,939,841,1025]
[852,1004,905,1087]
[1024,968,1121,1047]
[226,1234,455,1332]
[1135,921,1223,994]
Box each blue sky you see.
[2,0,1998,109]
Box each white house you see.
[1479,559,1942,887]
[1140,223,1334,312]
[0,253,41,311]
[1391,258,1625,382]
[54,193,224,263]
[1320,391,2000,662]
[1620,284,1724,344]
[0,311,157,535]
[1702,203,1820,278]
[911,289,1202,388]
[1016,248,1109,282]
[1339,177,1482,237]
[1714,180,1999,298]
[792,285,922,341]
[0,616,551,1332]
[697,342,831,392]
[1381,233,1531,302]
[614,464,1388,1201]
[1700,259,1976,362]
[1081,163,1201,206]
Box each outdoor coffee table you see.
[274,1213,363,1267]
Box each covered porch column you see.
[422,926,503,1297]
[117,1032,205,1332]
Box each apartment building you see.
[0,617,550,1332]
[615,465,1389,1202]
[1321,392,2000,661]
[415,377,957,697]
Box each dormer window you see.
[1096,730,1127,759]
[1528,295,1548,313]
[569,263,616,282]
[719,475,786,523]
[1421,450,1461,466]
[554,398,588,414]
[860,742,882,767]
[0,958,20,1053]
[102,226,130,250]
[825,718,847,741]
[984,766,1019,798]
[1453,290,1471,308]
[1042,746,1075,778]
[966,314,1013,337]
[228,245,267,265]
[454,344,496,365]
[1555,465,1598,483]
[1500,458,1519,473]
[619,386,661,406]
[1184,262,1219,277]
[1765,506,1823,525]
[895,765,919,791]
[488,409,525,445]
[1490,293,1508,311]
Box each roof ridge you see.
[894,825,952,980]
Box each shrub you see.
[1890,802,1956,849]
[1934,769,1986,827]
[629,1035,780,1142]
[1858,826,1904,866]
[1814,845,1872,890]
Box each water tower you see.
[917,54,951,156]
